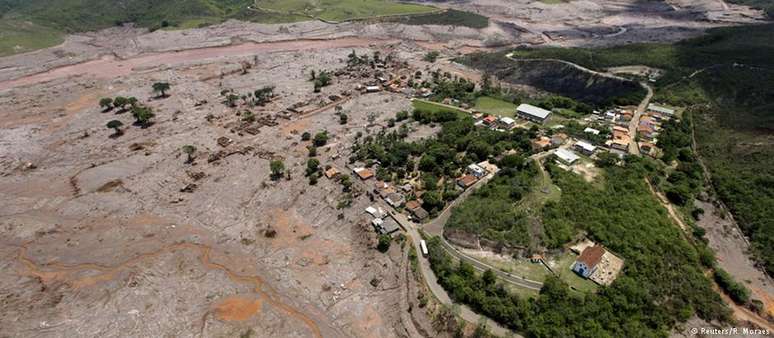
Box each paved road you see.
[399,213,521,338]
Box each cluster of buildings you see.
[456,162,497,190]
[365,206,400,235]
[638,104,675,157]
[570,240,624,286]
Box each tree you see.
[306,158,320,176]
[423,51,440,63]
[106,120,123,136]
[317,71,332,86]
[225,94,239,107]
[253,86,275,105]
[113,96,128,111]
[301,132,311,141]
[99,98,113,112]
[132,105,155,127]
[270,160,285,180]
[308,146,317,157]
[152,82,171,98]
[181,145,196,164]
[377,234,391,253]
[127,97,139,108]
[339,113,348,125]
[313,131,329,147]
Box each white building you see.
[555,148,580,165]
[500,117,516,128]
[584,127,600,135]
[516,104,551,124]
[574,140,597,155]
[467,163,487,178]
[647,104,675,116]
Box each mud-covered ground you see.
[0,42,435,337]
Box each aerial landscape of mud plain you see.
[1,0,773,337]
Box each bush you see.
[377,235,391,253]
[714,268,750,304]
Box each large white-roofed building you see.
[516,104,551,124]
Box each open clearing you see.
[473,96,517,117]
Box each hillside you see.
[459,52,647,107]
[494,23,774,276]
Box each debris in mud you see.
[180,183,198,193]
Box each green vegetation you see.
[269,159,285,180]
[445,155,536,248]
[377,234,391,252]
[0,20,64,56]
[430,158,730,337]
[388,9,488,29]
[181,144,196,164]
[713,268,751,304]
[459,52,647,107]
[106,120,123,136]
[423,51,440,63]
[473,96,517,117]
[411,100,467,118]
[492,23,774,276]
[255,0,436,22]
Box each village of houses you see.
[317,55,679,291]
[225,47,679,292]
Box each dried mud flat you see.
[0,40,428,337]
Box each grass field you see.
[255,0,437,22]
[412,99,468,116]
[473,96,517,117]
[388,8,489,29]
[0,20,64,56]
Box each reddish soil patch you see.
[214,296,263,321]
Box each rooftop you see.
[516,103,551,119]
[647,104,675,115]
[555,148,580,164]
[577,245,606,269]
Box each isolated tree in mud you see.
[181,145,196,164]
[253,86,275,105]
[269,160,285,180]
[152,82,171,98]
[106,120,123,136]
[99,98,113,112]
[377,234,391,253]
[113,96,128,111]
[132,105,155,127]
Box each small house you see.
[572,245,605,278]
[467,163,487,178]
[574,140,597,156]
[324,167,340,179]
[385,192,405,208]
[482,115,497,125]
[499,117,516,129]
[584,127,600,135]
[555,148,580,165]
[457,174,478,189]
[354,168,375,180]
